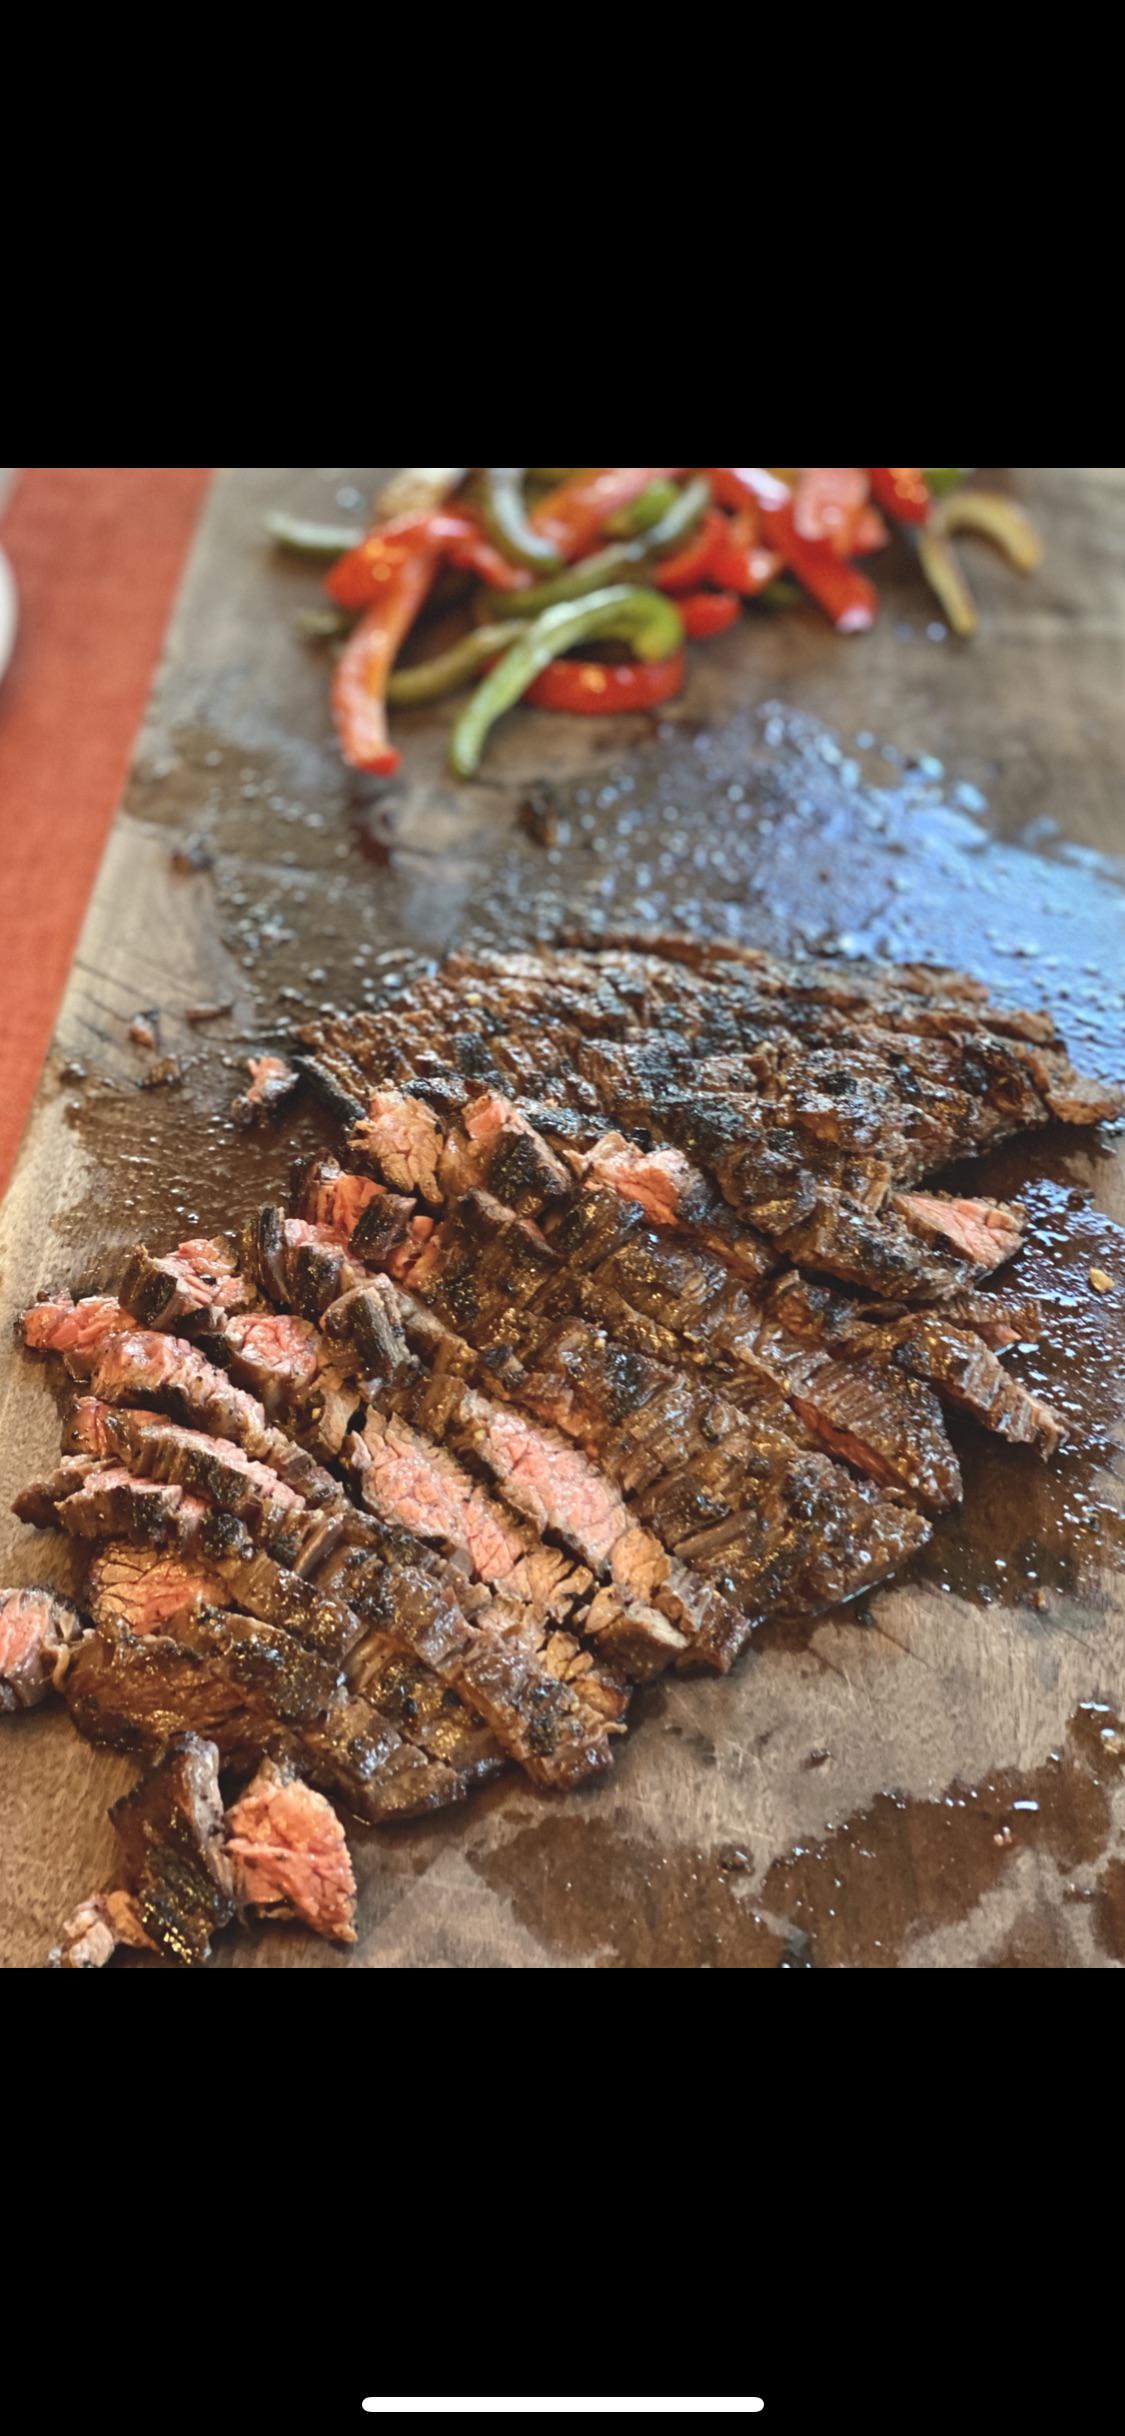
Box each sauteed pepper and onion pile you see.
[268,468,1043,781]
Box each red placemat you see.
[0,467,212,1192]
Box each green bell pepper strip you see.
[387,621,531,705]
[266,511,365,556]
[449,587,685,777]
[606,478,681,538]
[923,469,974,497]
[478,470,563,573]
[483,476,712,618]
[297,605,357,639]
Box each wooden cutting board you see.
[2,467,1123,1970]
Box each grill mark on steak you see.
[28,1288,340,1504]
[36,1272,620,1784]
[299,944,1120,1296]
[87,1540,505,1788]
[64,1615,468,1822]
[117,1238,253,1332]
[311,1188,932,1644]
[762,1273,1063,1454]
[109,1732,236,1967]
[323,1541,624,1786]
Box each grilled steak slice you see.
[34,1298,337,1505]
[94,1409,313,1555]
[375,1193,930,1607]
[120,1234,363,1456]
[352,1089,446,1201]
[300,943,1122,1159]
[212,1302,365,1458]
[300,943,1120,1295]
[340,1630,508,1782]
[242,1222,676,1687]
[87,1543,228,1636]
[762,1272,1062,1454]
[87,1540,503,1786]
[328,1546,621,1788]
[48,1889,154,1969]
[891,1192,1025,1271]
[17,1453,257,1562]
[65,1615,466,1822]
[311,1114,960,1508]
[38,1335,601,1782]
[1,1585,85,1709]
[117,1237,253,1332]
[109,1733,235,1967]
[51,1373,610,1791]
[23,1292,131,1360]
[224,1759,357,1944]
[323,1194,923,1648]
[291,1152,417,1255]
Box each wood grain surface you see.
[2,467,1123,1969]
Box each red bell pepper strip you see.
[531,469,685,560]
[709,509,784,596]
[652,507,727,592]
[867,469,931,525]
[793,468,870,556]
[331,539,440,773]
[326,512,453,609]
[706,467,792,517]
[327,509,528,608]
[851,505,890,556]
[442,515,532,592]
[676,591,742,639]
[524,650,685,715]
[758,496,877,631]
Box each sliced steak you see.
[64,1615,467,1822]
[48,1889,155,1969]
[762,1272,1063,1454]
[225,1760,357,1944]
[49,1310,335,1504]
[322,1543,624,1789]
[892,1192,1026,1271]
[291,1151,417,1254]
[86,1539,503,1787]
[118,1237,253,1332]
[0,1585,85,1709]
[300,943,1120,1297]
[23,1292,131,1360]
[87,1543,228,1636]
[17,1454,256,1563]
[109,1732,236,1967]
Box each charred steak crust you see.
[11,938,1121,1968]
